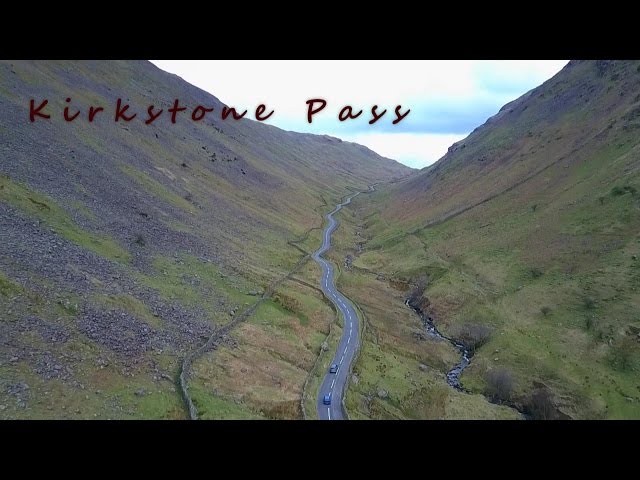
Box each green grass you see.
[0,176,130,263]
[189,384,263,419]
[346,329,519,419]
[119,164,195,213]
[0,271,22,297]
[138,254,258,323]
[130,390,186,419]
[68,199,97,222]
[0,268,82,326]
[94,294,163,328]
[249,299,302,343]
[0,59,411,420]
[0,332,186,420]
[321,202,520,419]
[347,90,640,419]
[110,383,185,419]
[186,270,338,420]
[273,288,316,326]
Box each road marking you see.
[313,192,368,419]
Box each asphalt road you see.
[313,190,363,420]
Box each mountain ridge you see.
[0,59,410,419]
[334,59,640,419]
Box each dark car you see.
[329,364,338,374]
[323,393,331,405]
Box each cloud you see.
[340,132,468,169]
[473,60,568,95]
[293,93,515,135]
[150,60,569,167]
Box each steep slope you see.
[0,60,410,419]
[338,60,640,419]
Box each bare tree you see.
[407,275,428,307]
[527,387,556,420]
[485,368,513,403]
[455,323,493,353]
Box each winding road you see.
[313,189,364,420]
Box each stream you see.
[405,299,471,390]
[406,298,533,420]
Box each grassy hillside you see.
[0,60,410,419]
[338,60,640,419]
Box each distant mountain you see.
[0,60,410,419]
[348,60,640,419]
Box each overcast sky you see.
[150,60,568,169]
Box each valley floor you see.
[333,180,640,420]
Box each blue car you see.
[323,393,331,405]
[329,364,338,374]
